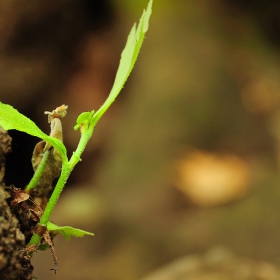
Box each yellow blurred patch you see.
[174,149,251,207]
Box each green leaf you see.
[47,221,94,240]
[0,102,68,163]
[74,110,95,133]
[92,0,153,126]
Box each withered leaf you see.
[6,185,43,223]
[9,187,30,205]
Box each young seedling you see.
[0,0,153,275]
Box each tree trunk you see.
[0,127,33,280]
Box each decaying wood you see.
[0,127,11,183]
[6,186,58,273]
[0,127,33,280]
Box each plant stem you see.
[28,128,94,247]
[25,150,50,191]
[70,128,93,166]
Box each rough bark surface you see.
[0,127,33,280]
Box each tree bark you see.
[0,127,33,280]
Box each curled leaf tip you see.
[45,105,68,123]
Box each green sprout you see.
[0,0,153,265]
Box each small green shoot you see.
[74,110,95,133]
[0,0,153,271]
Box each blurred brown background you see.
[2,0,280,279]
